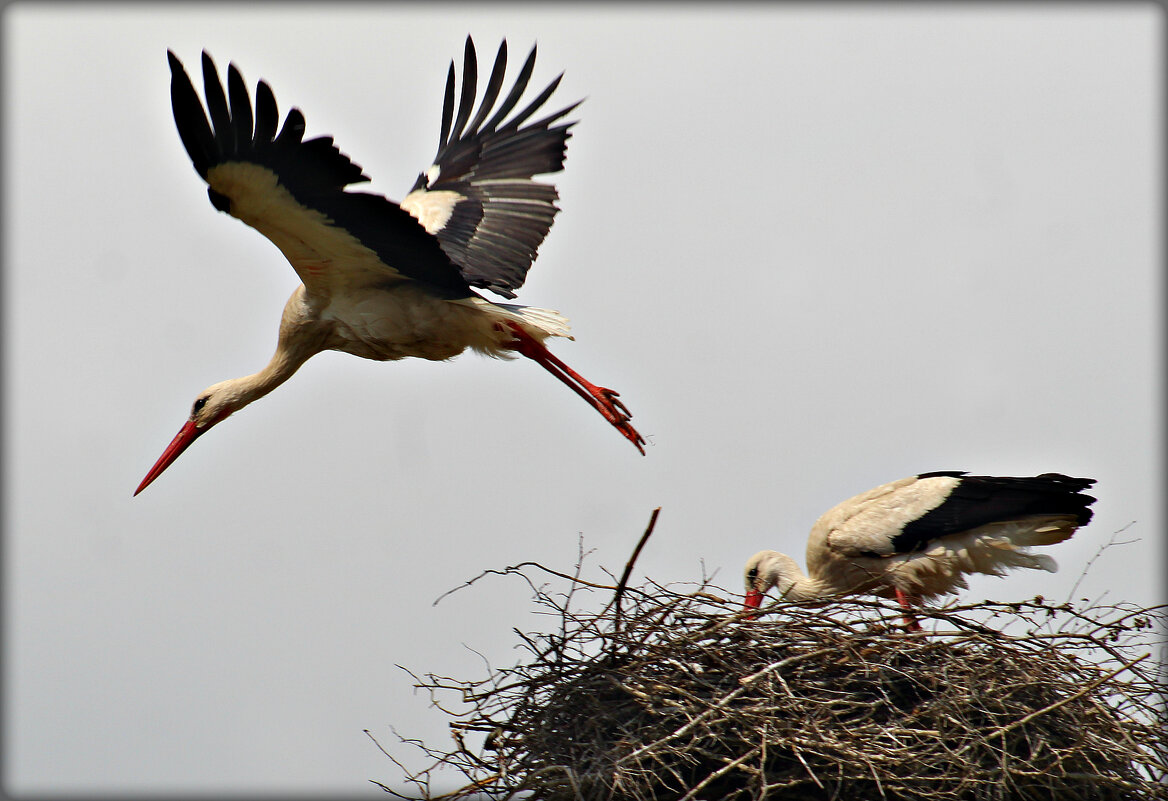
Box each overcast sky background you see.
[5,3,1161,797]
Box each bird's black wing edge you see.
[166,49,472,298]
[890,473,1098,553]
[410,37,583,299]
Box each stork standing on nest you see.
[136,38,644,496]
[743,472,1096,629]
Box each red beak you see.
[744,590,764,619]
[134,420,205,496]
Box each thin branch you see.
[606,507,661,639]
[954,653,1151,757]
[433,561,617,606]
[1064,521,1139,603]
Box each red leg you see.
[894,587,923,632]
[504,322,645,454]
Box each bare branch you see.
[377,520,1167,800]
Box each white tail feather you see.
[498,304,573,340]
[453,297,573,358]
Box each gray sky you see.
[5,3,1161,796]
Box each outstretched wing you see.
[167,50,472,301]
[400,37,581,299]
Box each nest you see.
[375,514,1167,800]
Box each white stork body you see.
[744,472,1096,627]
[136,39,644,495]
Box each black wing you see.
[167,50,472,300]
[400,37,581,299]
[890,472,1097,553]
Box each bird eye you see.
[192,397,208,415]
[747,568,758,578]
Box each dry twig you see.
[379,526,1167,801]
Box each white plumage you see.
[136,39,645,495]
[743,472,1096,627]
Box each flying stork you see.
[743,472,1096,629]
[136,38,644,496]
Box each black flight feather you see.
[890,473,1097,554]
[201,52,233,156]
[410,37,580,298]
[482,44,537,134]
[438,65,456,151]
[226,64,253,147]
[500,73,564,132]
[465,40,508,136]
[253,81,278,148]
[274,107,305,146]
[167,50,215,177]
[166,49,473,297]
[449,37,478,144]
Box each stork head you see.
[134,381,241,495]
[743,550,802,615]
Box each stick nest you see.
[378,534,1166,800]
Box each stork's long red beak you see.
[134,420,205,496]
[743,590,764,620]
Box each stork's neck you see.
[218,287,329,413]
[781,571,836,602]
[763,555,835,602]
[232,343,312,409]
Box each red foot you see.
[894,587,923,632]
[504,322,645,454]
